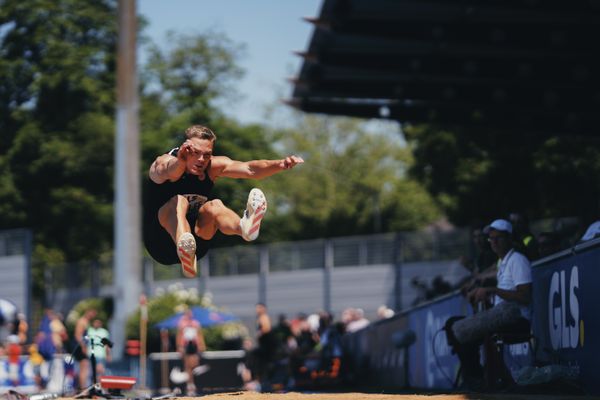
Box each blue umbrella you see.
[155,306,238,329]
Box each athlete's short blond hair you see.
[185,125,216,141]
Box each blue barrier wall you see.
[342,237,600,394]
[342,314,410,389]
[531,238,600,394]
[407,293,470,389]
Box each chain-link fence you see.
[42,228,469,313]
[0,229,32,257]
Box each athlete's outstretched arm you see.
[211,155,304,180]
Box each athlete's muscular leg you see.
[158,195,191,243]
[195,199,242,240]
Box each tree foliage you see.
[404,124,600,226]
[259,116,440,240]
[0,1,441,284]
[124,285,248,352]
[0,0,118,267]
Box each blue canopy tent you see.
[155,306,238,329]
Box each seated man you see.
[445,219,532,390]
[457,226,498,296]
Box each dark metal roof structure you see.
[288,0,600,134]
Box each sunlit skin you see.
[179,138,213,178]
[149,135,304,244]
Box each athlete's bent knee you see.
[202,199,225,216]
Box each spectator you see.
[458,223,513,297]
[426,275,453,300]
[272,313,296,360]
[410,277,429,306]
[445,218,532,390]
[253,303,277,387]
[255,303,272,338]
[345,308,369,333]
[15,313,28,345]
[0,299,18,344]
[537,231,562,258]
[318,318,344,360]
[460,227,498,275]
[36,312,56,363]
[289,312,319,384]
[580,219,600,242]
[307,313,320,335]
[509,212,539,261]
[29,342,45,389]
[176,308,206,396]
[294,314,318,353]
[376,305,395,320]
[272,314,293,346]
[311,316,344,384]
[73,308,97,390]
[87,319,112,379]
[6,334,21,386]
[50,311,68,353]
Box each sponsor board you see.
[531,242,600,394]
[408,294,470,389]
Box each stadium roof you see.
[287,0,600,135]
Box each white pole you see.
[112,0,141,361]
[140,294,148,388]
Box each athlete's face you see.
[185,138,213,175]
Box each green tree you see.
[532,136,600,223]
[138,31,281,247]
[123,285,248,352]
[404,124,600,226]
[139,29,245,162]
[259,115,441,239]
[0,0,118,268]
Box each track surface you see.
[84,391,597,400]
[201,393,597,400]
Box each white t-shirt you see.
[494,249,532,319]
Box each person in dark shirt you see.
[143,125,303,277]
[457,227,498,294]
[509,212,539,261]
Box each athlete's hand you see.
[178,140,194,161]
[280,155,304,170]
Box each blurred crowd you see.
[238,302,395,392]
[0,307,111,392]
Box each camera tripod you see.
[74,336,114,398]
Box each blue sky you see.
[138,0,322,125]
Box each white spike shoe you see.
[177,232,197,278]
[240,188,268,241]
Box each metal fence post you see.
[199,256,210,295]
[143,257,154,298]
[393,233,403,311]
[24,230,33,325]
[324,240,333,313]
[258,246,269,305]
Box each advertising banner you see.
[407,293,471,389]
[531,242,600,394]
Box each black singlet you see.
[142,148,215,265]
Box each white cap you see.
[486,219,513,234]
